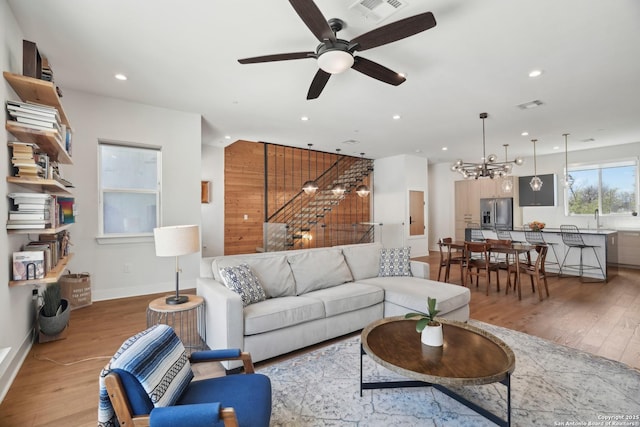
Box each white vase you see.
[421,323,443,347]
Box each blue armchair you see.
[98,324,271,427]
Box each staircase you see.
[265,155,374,251]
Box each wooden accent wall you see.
[224,141,265,255]
[224,140,371,255]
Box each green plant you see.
[41,283,62,317]
[405,297,441,332]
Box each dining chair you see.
[485,238,513,285]
[463,241,501,295]
[438,237,464,283]
[510,244,549,300]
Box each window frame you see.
[564,157,639,216]
[97,140,162,244]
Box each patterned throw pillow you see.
[219,264,267,307]
[378,247,412,277]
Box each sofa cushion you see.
[341,242,383,281]
[219,264,267,307]
[303,282,384,317]
[378,247,412,277]
[213,255,296,298]
[243,296,325,335]
[288,249,353,295]
[358,276,470,315]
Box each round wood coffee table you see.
[361,316,516,426]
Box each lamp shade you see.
[153,225,200,257]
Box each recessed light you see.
[398,72,407,78]
[521,131,529,136]
[553,146,560,150]
[441,147,448,151]
[224,135,231,140]
[415,149,423,153]
[392,114,401,120]
[114,73,127,81]
[301,116,309,121]
[528,69,543,78]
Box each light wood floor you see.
[1,256,638,426]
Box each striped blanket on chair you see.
[97,324,194,427]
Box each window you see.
[98,142,161,236]
[565,158,638,215]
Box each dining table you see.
[442,240,537,300]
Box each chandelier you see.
[451,112,523,179]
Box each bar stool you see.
[559,225,606,282]
[525,230,562,275]
[467,223,485,242]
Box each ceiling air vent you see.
[516,100,544,110]
[349,0,407,23]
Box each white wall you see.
[201,144,225,257]
[0,0,35,402]
[62,90,202,301]
[373,154,429,256]
[428,162,458,250]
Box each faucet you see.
[595,208,600,230]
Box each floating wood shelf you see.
[5,122,72,164]
[3,71,71,126]
[9,253,74,287]
[6,176,72,194]
[7,223,72,236]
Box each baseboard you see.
[0,330,33,403]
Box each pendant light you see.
[302,143,319,195]
[355,152,370,198]
[529,139,543,191]
[331,148,346,196]
[500,144,513,193]
[562,133,574,188]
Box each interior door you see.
[409,190,425,236]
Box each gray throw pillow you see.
[219,264,267,307]
[378,247,412,277]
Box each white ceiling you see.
[7,0,640,164]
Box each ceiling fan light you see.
[318,50,354,74]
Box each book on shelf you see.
[12,251,46,280]
[9,211,50,220]
[6,100,60,120]
[7,222,50,229]
[8,192,52,200]
[13,116,62,133]
[6,119,61,135]
[58,197,75,224]
[23,243,53,273]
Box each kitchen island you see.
[468,228,617,281]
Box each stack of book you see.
[8,141,45,178]
[7,192,53,230]
[6,100,67,146]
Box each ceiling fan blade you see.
[307,69,331,99]
[352,57,406,86]
[289,0,336,43]
[350,12,436,51]
[238,52,315,64]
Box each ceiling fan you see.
[238,0,437,100]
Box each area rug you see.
[259,320,640,426]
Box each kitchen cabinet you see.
[617,231,640,267]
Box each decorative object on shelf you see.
[22,40,42,79]
[529,221,546,231]
[451,112,524,179]
[201,181,211,203]
[530,139,543,191]
[501,144,514,193]
[355,152,371,198]
[153,225,200,305]
[562,133,574,188]
[405,297,443,347]
[301,143,318,195]
[331,148,346,196]
[39,282,70,336]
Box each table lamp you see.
[153,224,200,304]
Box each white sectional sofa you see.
[197,242,470,370]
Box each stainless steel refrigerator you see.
[480,197,513,230]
